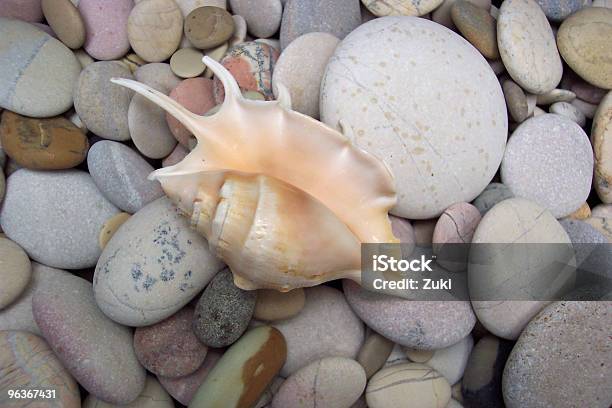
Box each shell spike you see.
[202,56,242,104]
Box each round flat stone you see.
[253,288,305,321]
[0,18,81,117]
[497,0,562,94]
[592,91,612,203]
[184,6,234,49]
[535,0,584,21]
[432,0,492,29]
[79,0,132,60]
[42,0,85,49]
[361,0,444,17]
[128,0,183,62]
[170,48,206,78]
[0,238,31,310]
[167,78,216,146]
[229,0,282,38]
[321,16,507,219]
[451,0,499,59]
[0,0,43,22]
[472,182,514,215]
[99,212,131,249]
[501,114,593,218]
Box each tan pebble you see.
[362,0,445,17]
[170,48,205,78]
[119,53,147,73]
[536,88,576,105]
[571,98,597,119]
[99,212,131,249]
[451,0,498,59]
[0,238,32,310]
[592,91,612,202]
[550,101,586,127]
[526,93,536,116]
[42,0,86,49]
[452,381,464,402]
[405,347,434,363]
[357,332,394,379]
[503,80,529,123]
[432,0,491,28]
[128,0,183,62]
[254,288,305,321]
[184,6,234,49]
[584,217,612,242]
[74,48,94,68]
[203,42,228,77]
[565,202,591,220]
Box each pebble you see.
[571,80,607,104]
[535,0,584,21]
[565,201,591,220]
[74,49,94,69]
[405,347,434,363]
[557,7,612,90]
[433,202,481,271]
[83,375,174,408]
[469,197,573,339]
[120,52,148,73]
[585,216,612,242]
[0,110,88,170]
[99,212,131,249]
[321,17,507,219]
[549,101,586,127]
[0,0,43,22]
[461,335,514,408]
[128,0,183,62]
[279,0,361,49]
[253,288,305,321]
[33,273,146,404]
[361,0,444,17]
[273,285,364,377]
[426,335,474,385]
[451,0,498,59]
[560,219,610,278]
[176,0,227,16]
[170,48,206,78]
[230,0,282,38]
[343,280,475,349]
[272,357,366,408]
[193,268,257,347]
[134,306,208,377]
[0,330,80,408]
[472,182,514,215]
[384,344,411,368]
[74,61,134,141]
[536,88,576,105]
[272,32,339,118]
[356,331,395,379]
[41,0,86,49]
[230,14,248,47]
[189,326,287,407]
[503,80,529,123]
[432,0,491,28]
[501,114,593,218]
[203,42,229,77]
[413,219,437,246]
[366,363,451,408]
[390,215,417,257]
[592,91,612,203]
[167,78,216,146]
[0,169,119,269]
[0,18,81,117]
[497,0,562,94]
[0,168,4,203]
[503,302,612,407]
[163,143,190,167]
[0,238,31,315]
[93,197,222,326]
[592,204,612,218]
[214,42,280,102]
[571,98,597,119]
[79,0,132,60]
[593,0,612,6]
[184,6,234,49]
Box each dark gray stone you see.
[472,183,514,215]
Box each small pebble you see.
[503,80,529,123]
[170,48,206,78]
[425,334,474,385]
[549,101,586,127]
[0,238,32,310]
[433,202,481,271]
[98,212,131,249]
[253,288,305,321]
[432,0,491,28]
[565,201,591,220]
[362,0,444,17]
[592,91,612,203]
[162,143,190,167]
[405,347,434,363]
[356,331,395,379]
[413,219,437,247]
[41,0,86,49]
[128,0,183,62]
[167,78,217,146]
[592,203,612,218]
[472,182,514,215]
[230,0,282,38]
[571,80,607,104]
[451,0,498,59]
[536,88,576,105]
[571,98,597,119]
[535,0,585,22]
[79,0,132,60]
[184,6,234,49]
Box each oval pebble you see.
[33,273,146,404]
[193,268,257,348]
[230,0,282,38]
[83,376,174,408]
[472,182,514,215]
[592,91,612,203]
[501,114,593,218]
[167,78,216,146]
[74,61,134,141]
[571,98,597,119]
[405,347,434,363]
[571,80,607,104]
[433,202,481,271]
[0,18,81,117]
[0,331,80,408]
[432,0,491,29]
[0,238,31,310]
[272,357,366,408]
[356,331,395,379]
[128,0,183,62]
[361,0,444,17]
[549,101,586,127]
[253,288,305,321]
[93,197,223,326]
[99,212,131,249]
[170,48,206,78]
[162,143,190,167]
[176,0,227,16]
[451,0,499,59]
[273,285,364,377]
[536,88,576,105]
[535,0,584,22]
[42,0,86,49]
[79,0,132,60]
[184,6,234,49]
[503,80,529,123]
[0,0,43,22]
[426,334,473,385]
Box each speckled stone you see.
[272,32,340,118]
[343,280,475,349]
[94,197,223,327]
[272,357,366,408]
[501,114,592,218]
[167,78,216,146]
[503,80,529,123]
[0,0,43,22]
[273,285,364,377]
[0,18,81,117]
[469,198,574,339]
[74,61,134,141]
[592,204,612,218]
[472,182,514,215]
[362,0,444,17]
[0,238,31,310]
[549,101,586,127]
[193,268,257,347]
[535,0,584,21]
[128,0,183,62]
[536,88,576,105]
[0,331,80,408]
[497,0,562,94]
[432,0,491,29]
[280,0,361,49]
[99,212,131,249]
[253,288,305,321]
[451,0,498,59]
[426,335,473,385]
[79,0,132,59]
[42,0,86,49]
[557,7,612,89]
[461,335,513,408]
[433,202,481,271]
[503,302,612,408]
[356,331,395,379]
[321,17,507,219]
[0,169,119,269]
[134,307,207,377]
[366,363,451,408]
[33,273,146,404]
[230,0,282,38]
[83,375,174,408]
[592,91,612,203]
[88,141,164,213]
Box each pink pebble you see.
[433,202,481,271]
[162,143,190,167]
[0,0,43,22]
[79,0,133,60]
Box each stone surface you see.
[426,334,473,385]
[0,18,81,117]
[356,331,395,379]
[0,331,80,408]
[74,61,134,141]
[433,202,481,271]
[592,204,612,218]
[592,91,612,203]
[93,197,223,326]
[99,212,131,249]
[272,357,366,408]
[384,344,411,368]
[79,0,132,59]
[497,0,563,94]
[280,0,361,49]
[503,302,612,408]
[413,219,437,246]
[170,48,206,78]
[565,202,591,220]
[0,0,43,22]
[253,288,305,321]
[83,375,174,408]
[0,238,31,310]
[184,6,234,49]
[501,114,593,218]
[549,101,586,127]
[0,110,88,170]
[536,88,576,105]
[585,216,612,242]
[362,0,444,17]
[571,80,607,104]
[88,141,164,213]
[272,32,339,119]
[432,0,491,28]
[535,0,584,21]
[230,0,282,38]
[571,98,598,119]
[503,80,529,123]
[33,273,146,404]
[162,143,189,167]
[167,78,216,146]
[321,17,507,219]
[128,0,183,62]
[472,182,514,215]
[451,0,498,59]
[557,7,612,90]
[193,268,257,347]
[273,285,364,377]
[405,347,434,363]
[42,0,86,49]
[0,169,119,269]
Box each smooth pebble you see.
[128,0,183,62]
[362,0,444,17]
[83,375,174,408]
[472,182,514,215]
[253,288,305,321]
[0,0,43,22]
[230,0,282,38]
[99,212,131,249]
[42,0,86,49]
[167,78,216,146]
[79,0,132,60]
[356,331,395,379]
[592,91,612,203]
[549,101,586,127]
[0,238,32,310]
[426,334,474,385]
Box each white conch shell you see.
[111,57,398,291]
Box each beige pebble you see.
[565,202,591,220]
[536,88,576,105]
[0,238,32,310]
[119,53,147,73]
[357,332,394,379]
[405,347,435,363]
[99,212,131,249]
[128,0,183,62]
[549,101,586,127]
[526,93,536,116]
[592,91,612,203]
[584,217,612,242]
[74,48,94,68]
[184,6,234,49]
[451,0,498,59]
[432,0,491,28]
[170,48,205,78]
[203,42,228,77]
[42,0,86,49]
[254,288,305,321]
[533,106,546,117]
[503,80,529,123]
[571,98,597,119]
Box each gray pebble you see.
[230,0,283,38]
[535,0,585,22]
[472,183,514,215]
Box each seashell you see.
[110,57,398,291]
